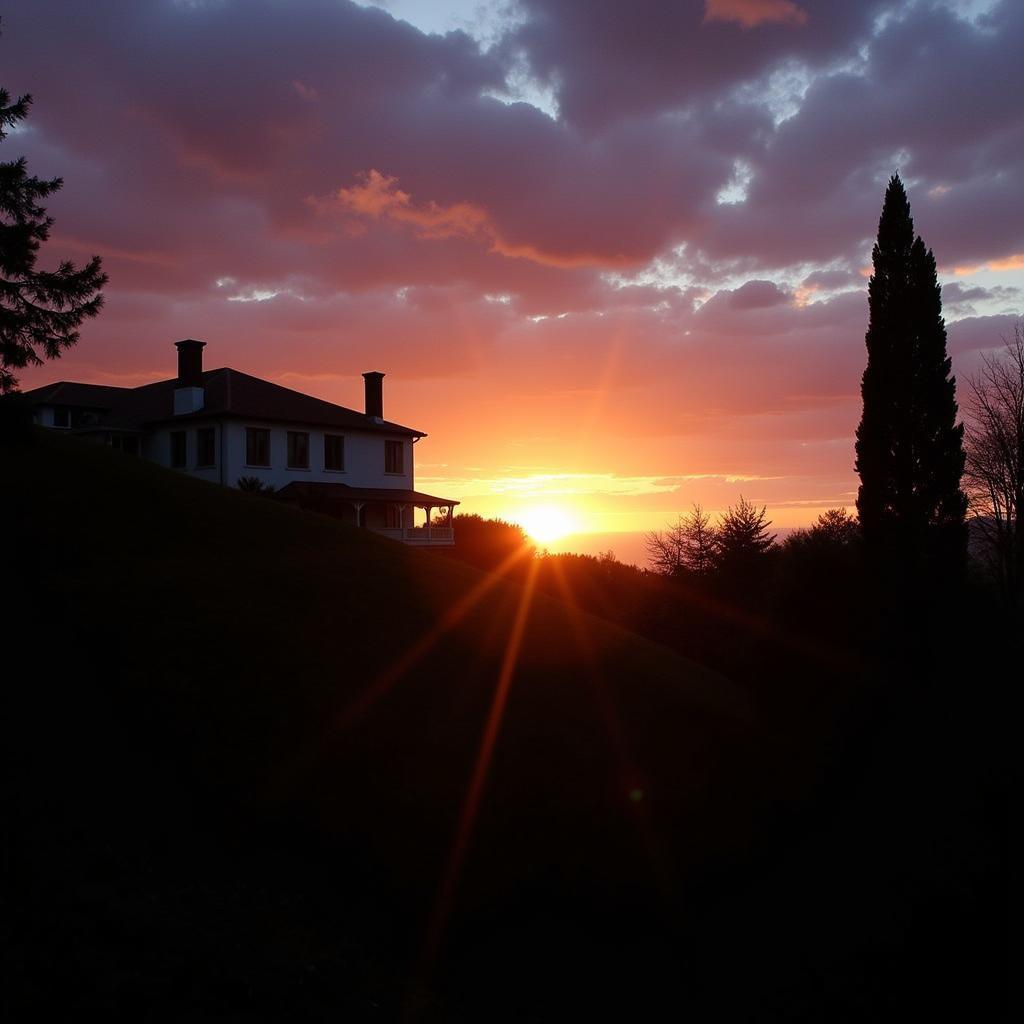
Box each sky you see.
[5,0,1023,561]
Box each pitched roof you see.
[19,381,134,409]
[22,368,426,437]
[277,481,459,507]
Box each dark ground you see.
[2,432,1009,1020]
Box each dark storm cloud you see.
[503,0,885,132]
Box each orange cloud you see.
[703,0,808,29]
[329,170,490,242]
[793,283,818,307]
[316,170,630,269]
[989,253,1024,272]
[952,252,1024,276]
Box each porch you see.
[275,481,459,546]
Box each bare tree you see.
[645,514,686,577]
[644,503,718,578]
[682,502,719,576]
[964,322,1024,609]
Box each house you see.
[23,339,459,545]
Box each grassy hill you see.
[5,432,767,1019]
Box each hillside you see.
[4,432,762,1019]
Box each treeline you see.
[432,507,867,687]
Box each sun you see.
[518,505,576,545]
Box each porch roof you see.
[276,481,460,507]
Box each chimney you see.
[363,371,384,422]
[174,339,206,415]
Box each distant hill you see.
[5,431,760,1018]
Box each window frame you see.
[245,426,271,468]
[324,433,345,472]
[287,430,310,471]
[170,430,187,469]
[384,439,404,475]
[196,426,216,468]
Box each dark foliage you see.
[5,434,1009,1021]
[644,496,776,601]
[1,67,107,393]
[855,174,967,590]
[771,509,864,646]
[644,503,718,579]
[435,512,533,574]
[236,474,276,495]
[713,494,776,581]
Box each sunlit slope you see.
[7,432,752,900]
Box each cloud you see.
[291,80,319,102]
[323,169,491,242]
[4,0,1023,526]
[506,0,879,131]
[954,253,1024,276]
[703,1,809,30]
[726,280,792,309]
[316,169,636,269]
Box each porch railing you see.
[371,526,455,544]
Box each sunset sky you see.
[7,0,1023,560]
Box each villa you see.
[23,340,459,545]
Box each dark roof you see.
[277,481,459,507]
[20,381,134,409]
[23,368,426,437]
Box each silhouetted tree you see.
[444,513,532,574]
[774,509,863,642]
[783,508,859,556]
[645,516,686,577]
[644,503,718,578]
[713,495,776,590]
[964,322,1024,610]
[1,75,107,392]
[681,503,719,577]
[854,174,967,586]
[810,507,859,546]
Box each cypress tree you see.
[854,174,967,587]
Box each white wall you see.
[147,423,223,485]
[182,419,416,491]
[38,408,419,494]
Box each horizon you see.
[6,0,1023,556]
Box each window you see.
[52,407,70,428]
[324,433,345,471]
[170,430,187,468]
[246,427,270,467]
[385,505,403,528]
[197,427,215,467]
[287,431,310,470]
[385,439,404,474]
